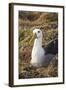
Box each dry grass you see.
[19,54,58,78]
[19,11,58,79]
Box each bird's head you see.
[29,29,42,45]
[33,29,42,39]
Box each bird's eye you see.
[38,31,40,33]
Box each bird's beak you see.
[33,33,37,38]
[29,33,37,45]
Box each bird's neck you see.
[33,38,42,48]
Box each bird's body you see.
[30,29,57,67]
[31,38,45,67]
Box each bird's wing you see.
[42,38,58,55]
